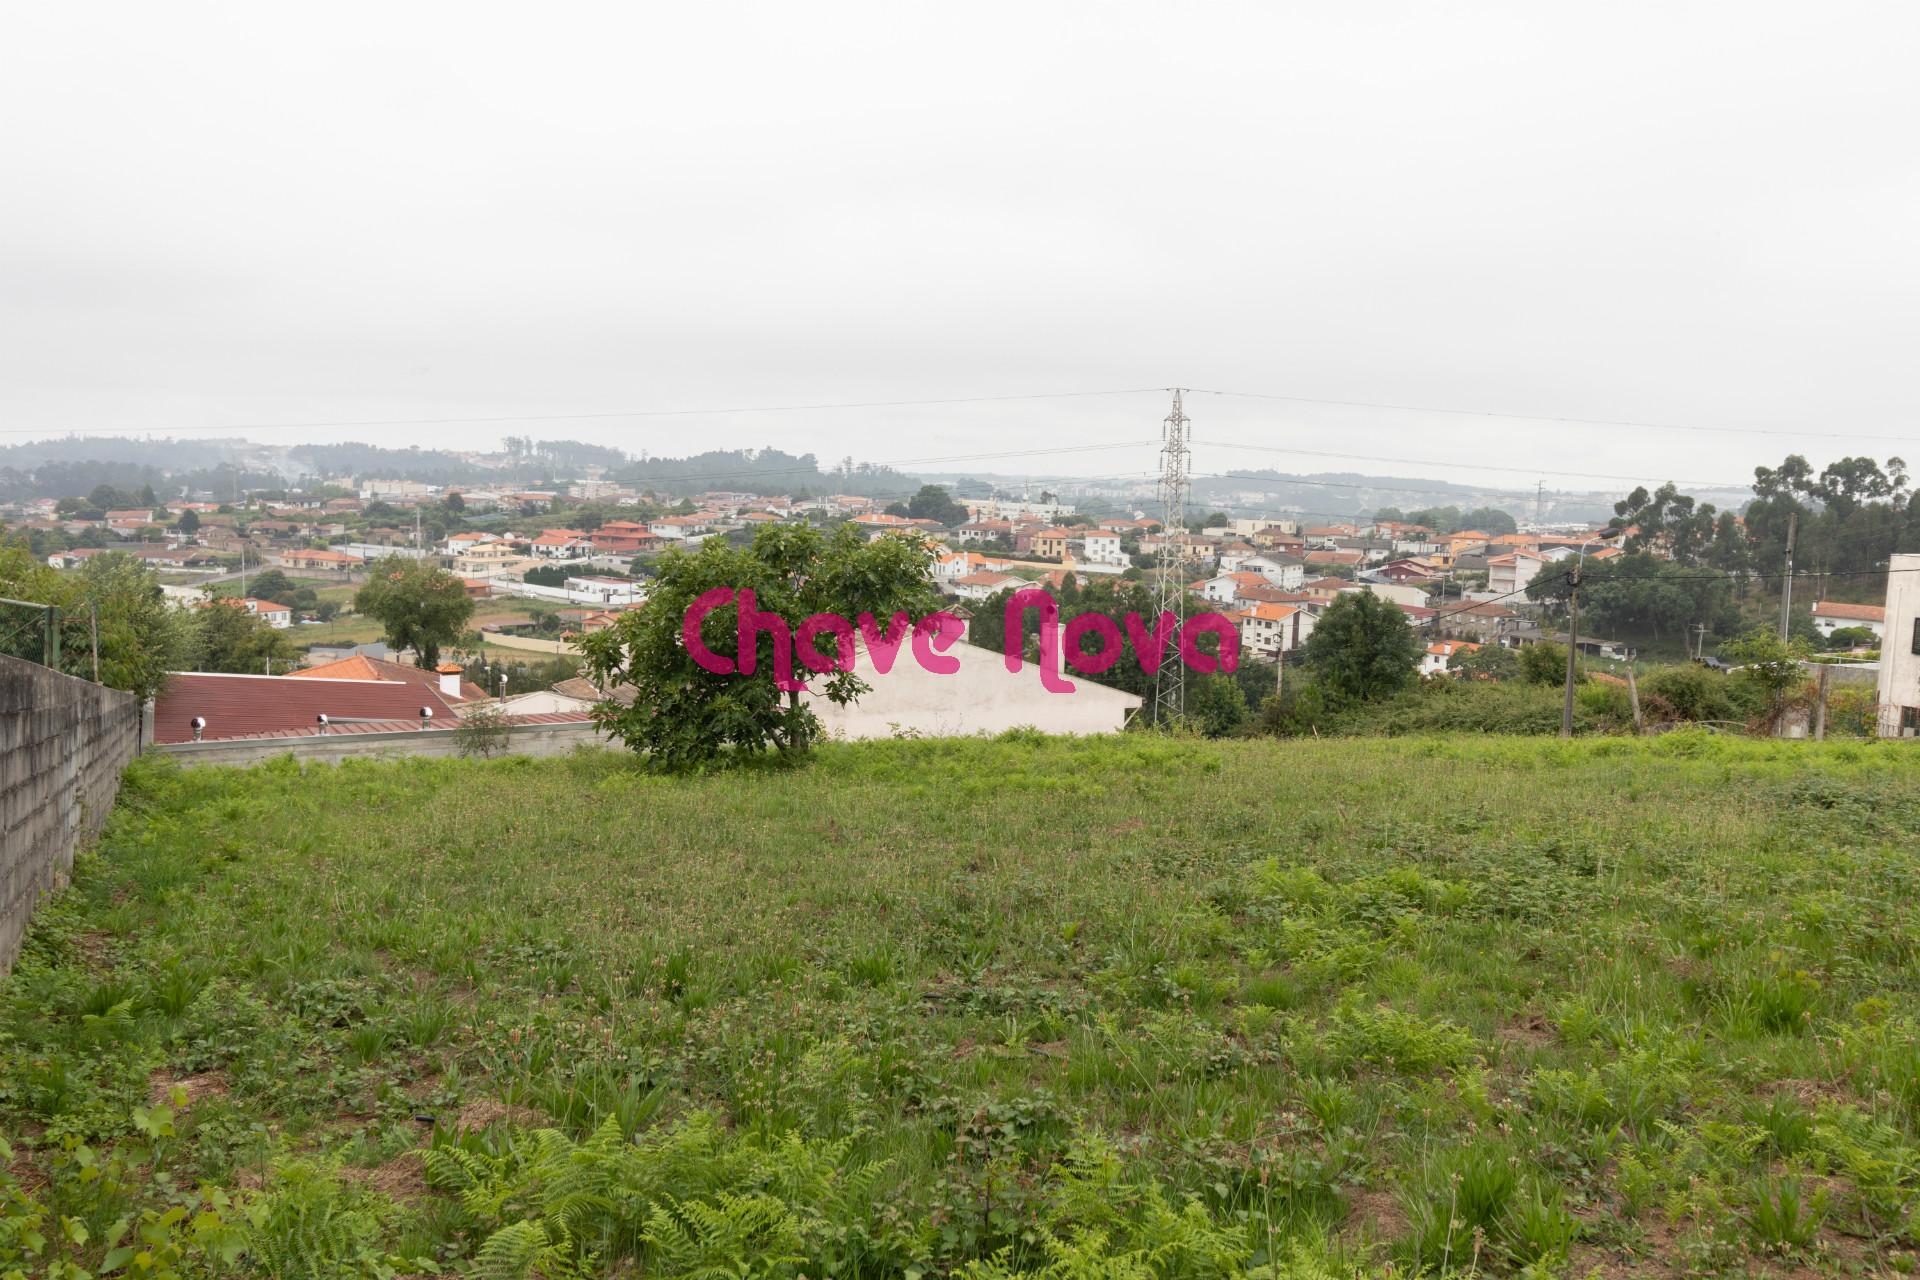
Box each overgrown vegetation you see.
[5,735,1920,1277]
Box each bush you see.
[1639,664,1756,725]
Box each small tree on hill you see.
[576,524,939,770]
[1300,592,1420,704]
[354,555,475,670]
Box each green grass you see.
[5,733,1920,1277]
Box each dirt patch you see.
[6,1144,47,1195]
[1343,1186,1408,1241]
[342,1150,429,1203]
[149,1069,228,1108]
[454,1098,548,1130]
[73,930,115,972]
[1496,1013,1556,1050]
[1777,1077,1850,1108]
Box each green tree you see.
[1824,625,1876,650]
[0,543,190,699]
[1518,640,1580,686]
[353,556,476,670]
[443,490,465,515]
[241,569,298,604]
[176,507,200,534]
[1299,591,1419,704]
[1453,643,1520,681]
[191,598,296,674]
[1185,673,1248,737]
[1720,627,1812,726]
[905,484,969,527]
[576,524,939,770]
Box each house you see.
[1551,633,1636,662]
[1420,640,1481,676]
[648,516,708,541]
[1875,554,1920,736]
[531,529,593,558]
[1304,549,1364,571]
[151,672,463,743]
[1375,558,1443,585]
[1234,603,1314,657]
[1080,531,1126,566]
[275,548,365,573]
[444,531,501,555]
[1486,550,1551,596]
[804,635,1140,739]
[592,522,664,554]
[564,576,645,605]
[1443,601,1523,642]
[949,570,1024,602]
[1810,601,1886,641]
[298,654,486,702]
[1340,581,1431,610]
[460,578,493,600]
[1029,528,1075,559]
[1234,554,1304,590]
[202,597,292,628]
[955,519,1013,544]
[452,544,529,577]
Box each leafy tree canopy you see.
[1299,591,1419,705]
[353,556,476,671]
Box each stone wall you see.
[151,720,611,768]
[1,654,141,974]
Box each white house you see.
[649,517,706,539]
[1420,640,1480,676]
[1875,555,1920,736]
[803,635,1140,738]
[1235,603,1313,657]
[529,530,592,559]
[1486,550,1550,596]
[949,570,1024,602]
[1236,554,1304,590]
[218,597,292,628]
[1339,581,1431,609]
[1810,601,1886,641]
[564,576,646,606]
[1080,531,1126,566]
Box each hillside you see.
[4,735,1920,1277]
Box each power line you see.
[1190,387,1920,447]
[0,387,1167,438]
[1194,439,1752,491]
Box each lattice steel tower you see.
[1152,388,1191,723]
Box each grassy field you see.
[5,735,1920,1277]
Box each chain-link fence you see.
[0,597,59,669]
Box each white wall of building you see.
[1876,554,1920,736]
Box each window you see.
[1913,619,1920,657]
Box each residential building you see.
[1875,554,1920,736]
[1234,602,1314,657]
[299,654,486,702]
[1486,550,1550,596]
[1030,528,1074,559]
[1081,531,1126,566]
[593,522,664,554]
[1810,601,1886,641]
[1340,581,1431,610]
[530,529,593,558]
[152,673,463,743]
[1420,640,1481,676]
[272,548,366,573]
[949,570,1023,602]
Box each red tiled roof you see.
[1811,601,1885,623]
[298,654,486,701]
[153,674,463,743]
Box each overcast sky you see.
[4,2,1918,498]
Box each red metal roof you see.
[152,674,462,743]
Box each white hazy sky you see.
[4,2,1918,497]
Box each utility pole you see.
[1562,529,1619,738]
[1692,622,1707,661]
[1152,388,1191,725]
[1778,511,1798,642]
[1560,561,1582,738]
[1535,480,1544,527]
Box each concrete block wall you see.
[0,654,141,973]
